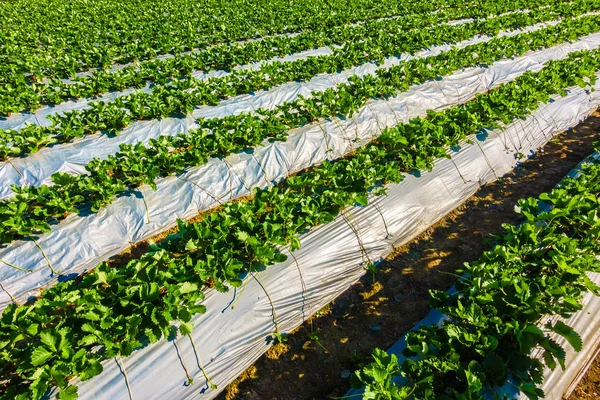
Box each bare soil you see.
[569,347,600,399]
[219,112,600,400]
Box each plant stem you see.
[175,334,193,385]
[0,258,28,272]
[117,355,134,400]
[188,334,217,389]
[31,238,58,275]
[0,281,18,304]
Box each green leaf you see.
[543,350,557,370]
[483,354,507,385]
[236,231,249,242]
[31,346,54,366]
[371,365,389,383]
[94,271,108,285]
[289,235,301,252]
[178,282,198,294]
[184,240,198,251]
[83,311,101,321]
[40,330,58,351]
[518,332,536,354]
[547,321,582,352]
[78,335,99,346]
[355,193,368,206]
[29,368,50,400]
[180,321,194,336]
[80,359,103,381]
[26,323,40,336]
[58,385,78,400]
[518,381,544,400]
[523,324,544,337]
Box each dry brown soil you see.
[569,347,600,399]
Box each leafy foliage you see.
[2,0,597,155]
[354,153,600,399]
[0,0,444,86]
[2,12,600,246]
[0,0,509,115]
[3,0,583,117]
[1,43,600,398]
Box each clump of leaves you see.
[354,152,600,399]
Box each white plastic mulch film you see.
[70,82,600,400]
[0,16,599,400]
[2,27,600,311]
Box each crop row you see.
[0,5,467,114]
[2,2,595,158]
[354,151,600,399]
[0,0,465,83]
[1,13,599,248]
[0,0,567,114]
[1,46,599,400]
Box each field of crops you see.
[1,0,600,399]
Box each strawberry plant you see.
[0,0,580,115]
[1,47,600,398]
[0,0,449,86]
[1,14,600,247]
[354,151,600,399]
[2,0,597,155]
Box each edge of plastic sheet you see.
[69,80,600,400]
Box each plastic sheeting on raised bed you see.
[2,14,573,196]
[2,28,600,312]
[69,82,600,399]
